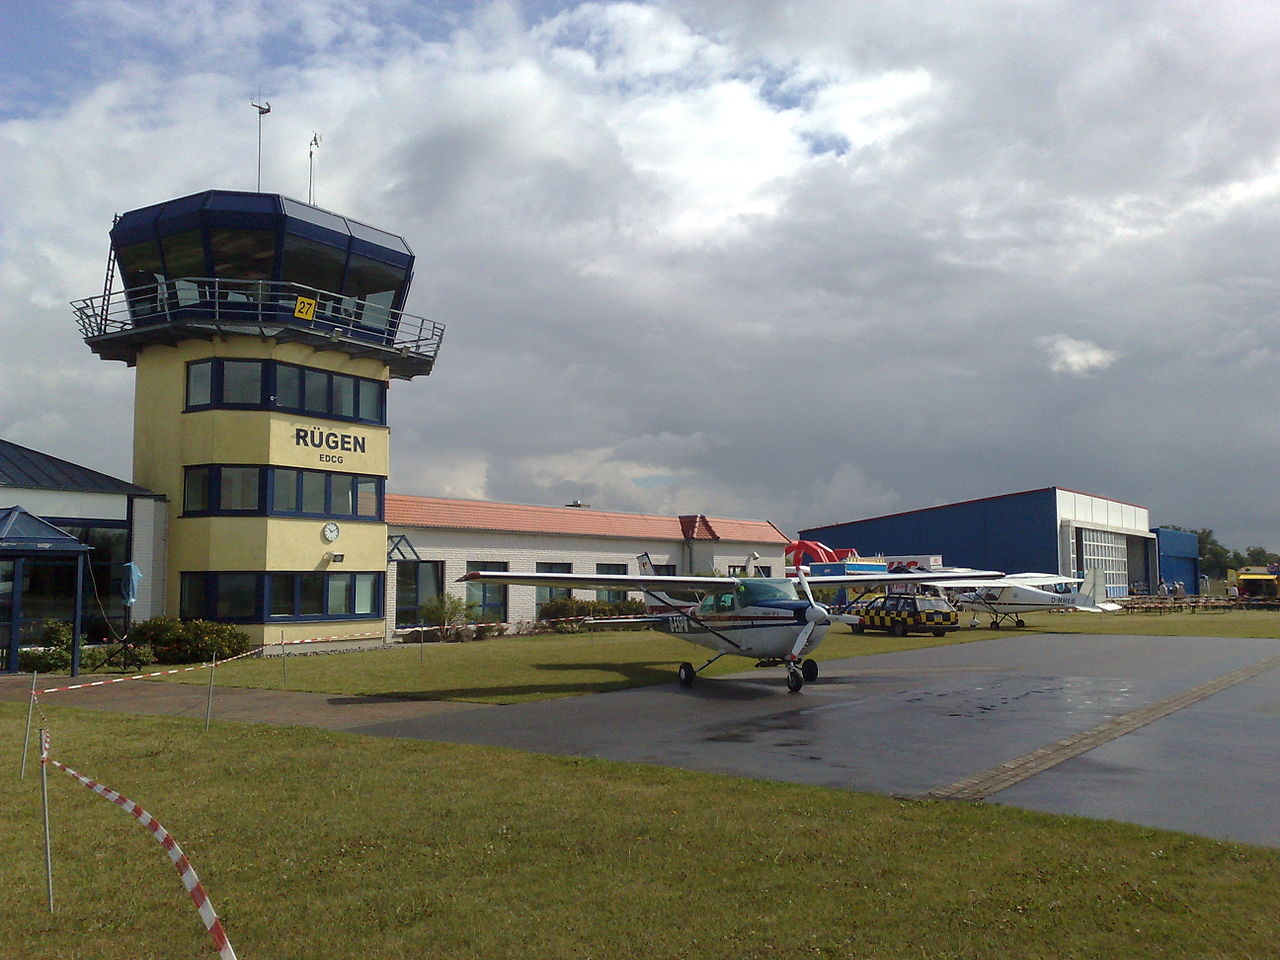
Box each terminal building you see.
[800,487,1158,598]
[386,496,788,627]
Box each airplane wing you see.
[923,574,1085,589]
[802,569,1004,588]
[1002,573,1084,587]
[456,571,738,591]
[460,569,1005,592]
[927,578,1017,589]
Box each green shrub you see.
[133,616,253,663]
[174,620,254,663]
[537,597,648,631]
[18,620,75,672]
[128,616,184,650]
[417,594,478,642]
[473,621,507,639]
[81,642,157,672]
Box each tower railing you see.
[71,277,445,361]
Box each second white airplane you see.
[937,570,1121,628]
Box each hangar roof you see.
[0,439,150,496]
[386,495,789,544]
[803,485,1148,532]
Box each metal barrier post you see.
[20,671,36,779]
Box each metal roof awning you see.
[0,505,91,554]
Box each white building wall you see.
[1055,489,1149,535]
[2,487,130,522]
[129,496,168,621]
[388,525,786,623]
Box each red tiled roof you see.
[385,494,790,544]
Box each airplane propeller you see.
[789,566,861,664]
[788,566,828,662]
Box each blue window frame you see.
[395,560,444,628]
[184,358,386,425]
[183,465,263,515]
[181,571,383,623]
[596,563,628,604]
[183,465,383,520]
[535,562,572,615]
[466,561,507,623]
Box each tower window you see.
[186,465,382,520]
[182,570,384,622]
[218,467,262,511]
[186,360,213,407]
[222,360,264,405]
[183,358,387,425]
[183,466,210,513]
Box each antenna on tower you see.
[308,132,322,205]
[251,100,271,191]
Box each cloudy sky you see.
[1,0,1277,549]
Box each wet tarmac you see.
[344,633,1280,847]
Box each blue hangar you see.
[800,487,1159,599]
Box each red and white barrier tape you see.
[35,647,259,696]
[40,730,237,960]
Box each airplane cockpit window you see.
[700,591,736,614]
[736,580,799,605]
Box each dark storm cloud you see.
[3,0,1279,551]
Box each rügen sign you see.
[295,426,367,463]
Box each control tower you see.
[73,190,444,644]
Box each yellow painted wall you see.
[240,620,387,647]
[132,335,391,619]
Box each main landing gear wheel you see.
[677,662,696,687]
[990,620,1001,629]
[801,658,819,683]
[1015,618,1026,628]
[786,669,804,693]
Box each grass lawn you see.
[4,703,1279,959]
[1009,608,1280,639]
[150,610,1280,705]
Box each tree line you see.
[1175,528,1280,579]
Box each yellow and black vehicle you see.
[851,594,958,637]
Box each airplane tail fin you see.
[636,553,695,615]
[1080,568,1122,612]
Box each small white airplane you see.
[937,569,1121,628]
[459,554,1001,692]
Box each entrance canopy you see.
[0,506,89,675]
